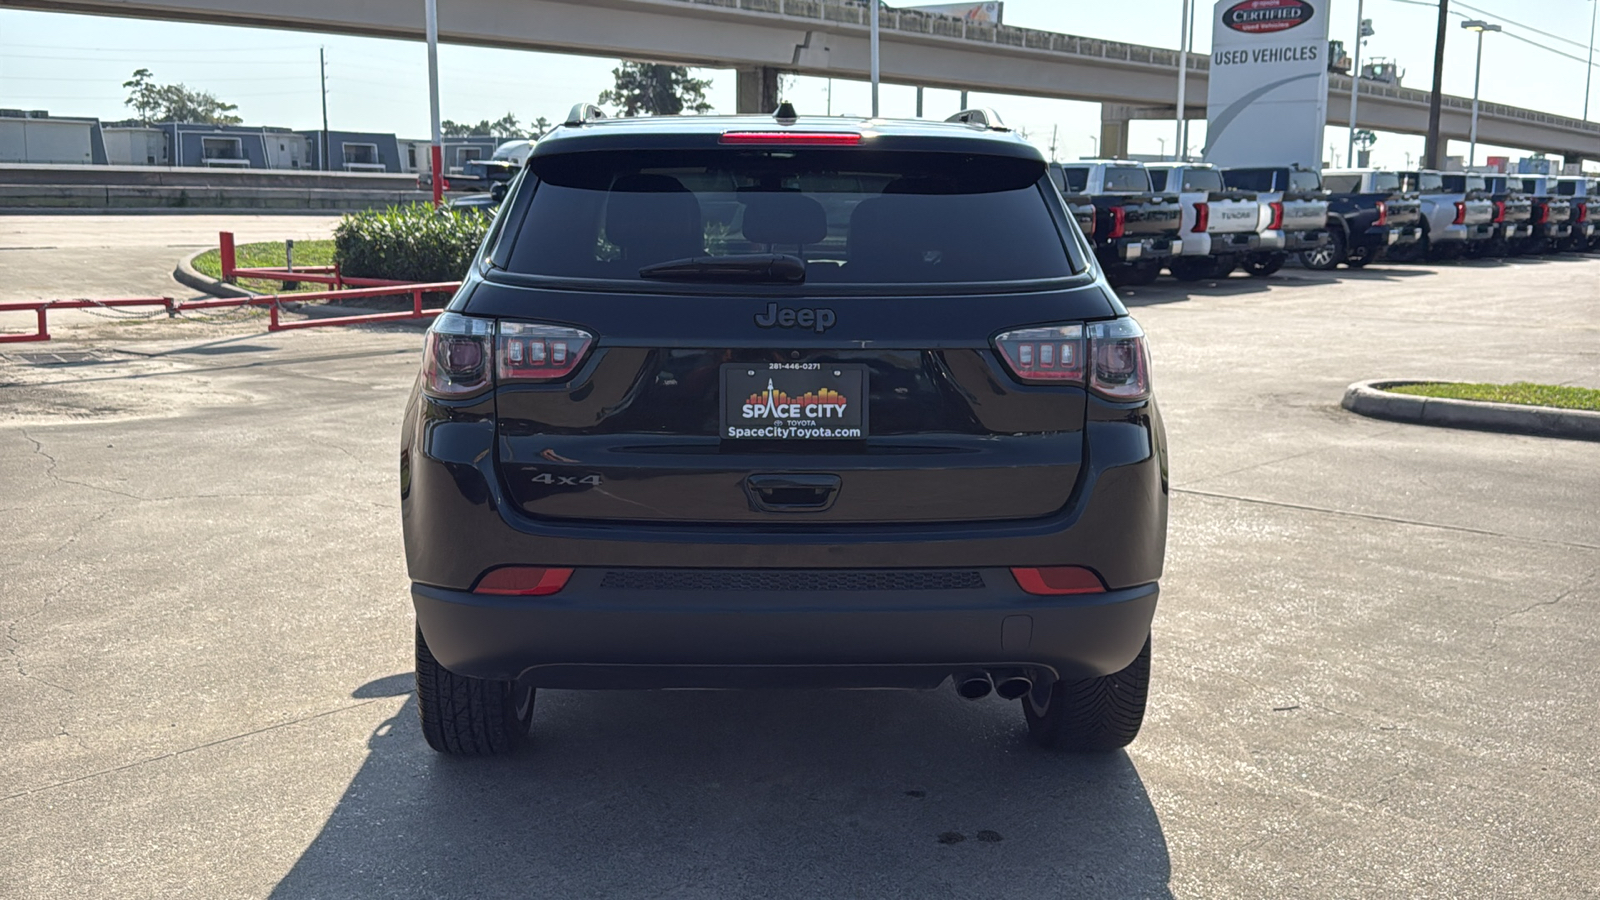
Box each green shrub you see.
[333,204,489,283]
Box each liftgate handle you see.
[744,473,841,512]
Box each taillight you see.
[992,318,1151,401]
[1375,201,1388,226]
[1107,206,1126,239]
[1267,201,1284,230]
[1452,201,1466,225]
[472,566,573,596]
[992,324,1085,383]
[1011,566,1106,596]
[1493,200,1506,224]
[497,321,595,382]
[422,312,492,397]
[1192,201,1210,233]
[1536,203,1551,224]
[1577,202,1589,222]
[720,132,861,146]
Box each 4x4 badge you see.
[754,302,836,333]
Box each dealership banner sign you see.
[1204,0,1330,169]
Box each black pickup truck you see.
[1308,169,1423,269]
[1050,161,1182,286]
[1471,174,1533,257]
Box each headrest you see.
[740,192,828,245]
[605,174,702,252]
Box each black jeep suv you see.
[402,106,1168,756]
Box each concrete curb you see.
[174,248,256,299]
[1342,379,1600,442]
[172,249,431,328]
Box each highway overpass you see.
[10,0,1599,162]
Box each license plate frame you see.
[720,363,868,441]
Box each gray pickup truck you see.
[1388,170,1495,261]
[1146,163,1262,281]
[1221,166,1331,276]
[1051,161,1182,285]
[1474,174,1534,257]
[1555,175,1598,252]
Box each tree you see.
[122,69,160,124]
[121,69,241,125]
[597,62,713,117]
[531,116,552,138]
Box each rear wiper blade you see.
[638,253,805,283]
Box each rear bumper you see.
[414,575,1159,688]
[1366,225,1419,246]
[1283,229,1328,251]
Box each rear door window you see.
[1147,169,1168,191]
[1056,166,1089,192]
[504,149,1082,285]
[1288,171,1322,192]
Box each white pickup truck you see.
[1146,163,1262,281]
[1221,166,1332,276]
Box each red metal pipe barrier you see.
[219,231,237,282]
[1,283,458,343]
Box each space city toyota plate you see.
[721,363,867,440]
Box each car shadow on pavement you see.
[270,681,1173,899]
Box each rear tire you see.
[1023,635,1151,752]
[1298,228,1344,270]
[1244,253,1285,277]
[416,626,534,756]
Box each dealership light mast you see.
[1175,0,1189,163]
[1462,19,1501,167]
[870,0,881,117]
[1346,0,1368,169]
[425,0,444,206]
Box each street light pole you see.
[870,0,880,117]
[1462,20,1501,168]
[424,0,443,206]
[1585,0,1598,120]
[1346,0,1364,167]
[1175,0,1188,164]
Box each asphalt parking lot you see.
[2,219,1597,898]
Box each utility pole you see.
[1423,0,1449,169]
[1346,0,1364,168]
[319,47,330,172]
[916,86,923,118]
[869,0,880,117]
[425,0,444,205]
[1175,0,1188,165]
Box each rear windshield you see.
[1406,172,1444,192]
[1222,169,1276,191]
[1053,165,1088,193]
[1441,175,1486,193]
[1556,180,1580,196]
[1288,170,1322,192]
[1103,166,1150,192]
[1371,172,1401,192]
[503,149,1081,285]
[1172,168,1224,193]
[1322,174,1360,193]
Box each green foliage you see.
[442,112,528,137]
[334,205,489,283]
[192,239,336,294]
[598,62,713,117]
[122,68,241,125]
[1386,381,1600,412]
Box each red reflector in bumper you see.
[473,566,574,596]
[720,131,862,146]
[1010,566,1106,595]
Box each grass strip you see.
[1386,381,1600,412]
[191,240,337,295]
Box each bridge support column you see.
[1099,108,1130,159]
[737,67,782,114]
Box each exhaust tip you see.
[955,671,993,700]
[993,674,1033,701]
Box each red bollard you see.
[219,231,237,283]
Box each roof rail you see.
[944,108,1008,130]
[564,103,607,127]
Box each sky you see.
[2,0,1598,169]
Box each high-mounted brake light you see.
[1374,200,1388,226]
[1192,201,1210,233]
[1011,566,1106,596]
[1493,200,1507,224]
[422,312,493,397]
[1267,201,1285,231]
[1107,206,1127,240]
[992,318,1150,400]
[1453,201,1467,225]
[719,132,862,146]
[473,566,573,596]
[498,321,595,382]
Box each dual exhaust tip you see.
[956,669,1033,701]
